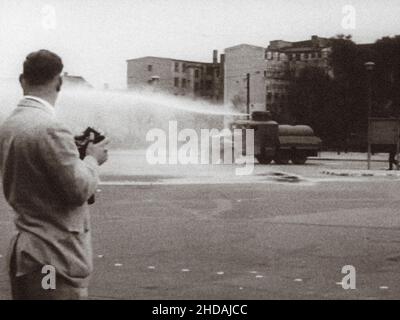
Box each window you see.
[296,53,301,61]
[205,80,212,90]
[174,77,179,87]
[311,52,316,58]
[264,70,267,78]
[266,92,272,101]
[182,79,186,88]
[182,63,186,72]
[304,53,309,59]
[174,62,179,72]
[265,51,273,60]
[194,69,200,78]
[194,82,199,91]
[206,66,213,75]
[317,52,322,58]
[147,65,152,71]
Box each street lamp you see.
[365,61,375,169]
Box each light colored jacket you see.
[0,97,99,288]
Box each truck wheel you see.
[274,152,290,164]
[256,155,272,164]
[291,154,307,165]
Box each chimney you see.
[311,35,319,47]
[213,50,218,64]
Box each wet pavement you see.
[1,150,400,299]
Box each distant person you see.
[388,146,398,170]
[0,50,109,299]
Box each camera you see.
[74,127,106,204]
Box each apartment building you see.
[127,50,224,102]
[224,36,332,118]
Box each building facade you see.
[224,44,267,115]
[224,36,332,119]
[127,50,224,102]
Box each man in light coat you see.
[0,50,109,299]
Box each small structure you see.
[62,72,93,89]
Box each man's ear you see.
[19,74,24,85]
[56,75,62,92]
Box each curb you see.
[310,157,387,162]
[321,170,400,177]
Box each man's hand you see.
[85,133,109,165]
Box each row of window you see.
[174,62,187,73]
[174,78,213,90]
[147,64,218,78]
[174,77,187,88]
[265,50,323,61]
[173,62,214,76]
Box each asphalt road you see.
[1,153,400,299]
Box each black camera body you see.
[74,127,105,204]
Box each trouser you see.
[9,246,88,300]
[389,151,398,170]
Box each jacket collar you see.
[18,96,56,117]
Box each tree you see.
[286,66,341,147]
[373,36,400,117]
[287,35,374,149]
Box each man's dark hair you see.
[22,50,63,86]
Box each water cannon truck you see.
[229,111,322,164]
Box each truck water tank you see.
[278,125,315,136]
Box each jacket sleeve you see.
[39,124,99,206]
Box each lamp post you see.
[365,61,375,169]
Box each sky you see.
[1,0,400,89]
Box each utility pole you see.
[246,73,250,120]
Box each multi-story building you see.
[127,50,224,102]
[224,44,267,115]
[265,36,332,115]
[224,36,332,119]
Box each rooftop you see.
[126,56,215,65]
[62,72,92,88]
